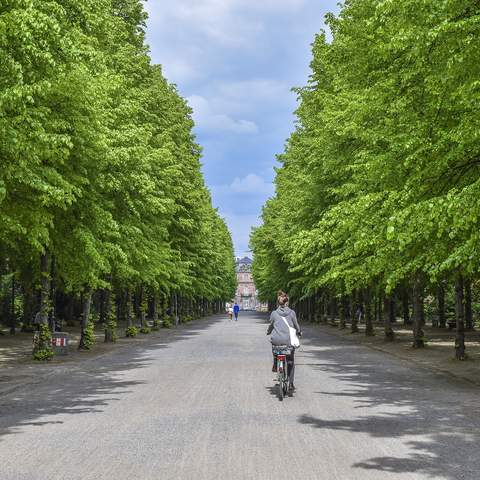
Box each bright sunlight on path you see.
[1,312,480,480]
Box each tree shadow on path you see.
[0,316,222,441]
[298,328,480,479]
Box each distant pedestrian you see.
[233,302,240,321]
[227,305,233,320]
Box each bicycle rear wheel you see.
[282,378,288,398]
[278,360,285,401]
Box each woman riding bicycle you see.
[266,291,301,390]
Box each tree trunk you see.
[104,288,116,343]
[99,289,106,325]
[437,284,446,328]
[351,291,360,333]
[126,288,133,328]
[455,275,466,360]
[139,285,147,329]
[345,295,351,326]
[9,275,16,335]
[465,279,473,331]
[330,296,337,325]
[22,280,34,328]
[174,293,179,326]
[48,255,57,331]
[322,295,328,324]
[39,252,50,326]
[338,295,347,330]
[78,290,92,350]
[365,288,374,336]
[401,286,411,326]
[389,293,396,324]
[383,294,395,341]
[412,277,425,348]
[152,293,159,324]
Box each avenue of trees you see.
[251,0,480,359]
[0,0,236,356]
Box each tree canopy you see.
[0,0,236,347]
[251,0,480,358]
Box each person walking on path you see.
[266,291,301,390]
[227,305,233,321]
[233,302,240,321]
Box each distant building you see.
[234,257,268,311]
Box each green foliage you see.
[251,0,480,304]
[162,316,173,329]
[139,326,151,334]
[125,326,138,337]
[0,0,236,334]
[33,349,55,361]
[33,324,54,361]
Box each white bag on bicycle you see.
[282,317,300,348]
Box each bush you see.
[152,318,160,331]
[33,348,54,361]
[139,326,151,334]
[125,326,138,337]
[162,316,173,328]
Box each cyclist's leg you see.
[287,350,295,386]
[271,347,277,372]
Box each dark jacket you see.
[267,306,300,346]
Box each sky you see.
[144,0,340,257]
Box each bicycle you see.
[272,345,294,401]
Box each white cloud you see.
[187,95,258,134]
[218,79,288,100]
[211,80,293,115]
[146,0,308,48]
[210,174,275,200]
[230,174,275,194]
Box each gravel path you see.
[1,311,479,480]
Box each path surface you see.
[1,312,480,480]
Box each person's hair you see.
[277,290,289,306]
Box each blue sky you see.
[144,0,339,257]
